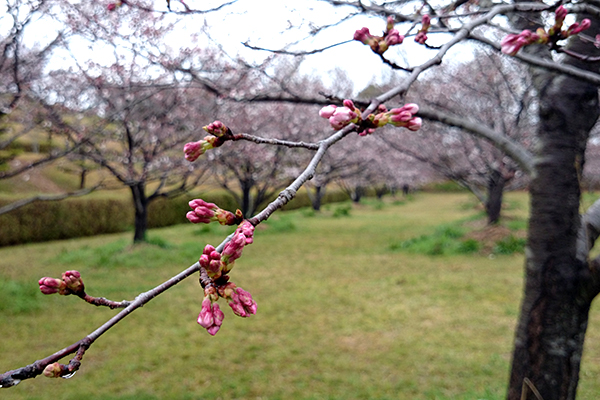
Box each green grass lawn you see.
[2,192,600,399]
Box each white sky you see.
[6,0,471,94]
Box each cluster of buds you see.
[186,199,243,226]
[415,15,431,45]
[198,220,255,280]
[354,16,404,54]
[39,271,85,297]
[198,282,257,336]
[320,100,421,135]
[501,6,591,56]
[107,0,125,11]
[196,220,256,335]
[183,121,233,162]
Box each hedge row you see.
[0,189,350,246]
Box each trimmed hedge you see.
[0,189,350,246]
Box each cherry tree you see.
[3,2,600,400]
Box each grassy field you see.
[2,192,600,399]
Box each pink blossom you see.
[38,277,64,295]
[421,14,431,30]
[319,105,337,119]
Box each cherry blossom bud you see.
[62,270,84,295]
[407,117,422,131]
[186,199,243,226]
[239,220,255,244]
[198,297,214,328]
[183,141,203,162]
[226,287,257,318]
[207,304,224,335]
[390,111,414,123]
[353,27,373,45]
[200,244,223,279]
[500,33,525,56]
[319,105,337,119]
[328,107,358,130]
[385,29,404,46]
[198,297,224,335]
[386,16,395,32]
[567,19,591,35]
[421,14,431,30]
[554,5,568,27]
[203,120,228,137]
[42,363,64,378]
[343,99,356,110]
[38,277,65,295]
[415,31,427,45]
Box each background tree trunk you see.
[485,168,505,225]
[130,182,149,243]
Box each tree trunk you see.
[485,168,505,225]
[506,35,600,400]
[351,186,364,203]
[308,185,325,211]
[130,182,148,243]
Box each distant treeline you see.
[0,190,350,246]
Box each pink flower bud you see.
[319,105,337,119]
[62,270,84,295]
[415,31,427,44]
[567,19,591,35]
[227,287,257,317]
[186,211,210,224]
[407,117,422,131]
[500,33,524,56]
[386,16,395,32]
[421,14,431,30]
[189,199,216,209]
[555,5,568,26]
[343,99,356,110]
[390,111,414,123]
[183,141,204,162]
[38,277,64,295]
[328,107,358,130]
[107,3,117,11]
[385,29,404,46]
[203,120,228,137]
[198,297,225,335]
[198,297,214,328]
[353,27,373,45]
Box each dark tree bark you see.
[130,182,149,243]
[307,185,326,211]
[485,168,506,225]
[507,14,600,399]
